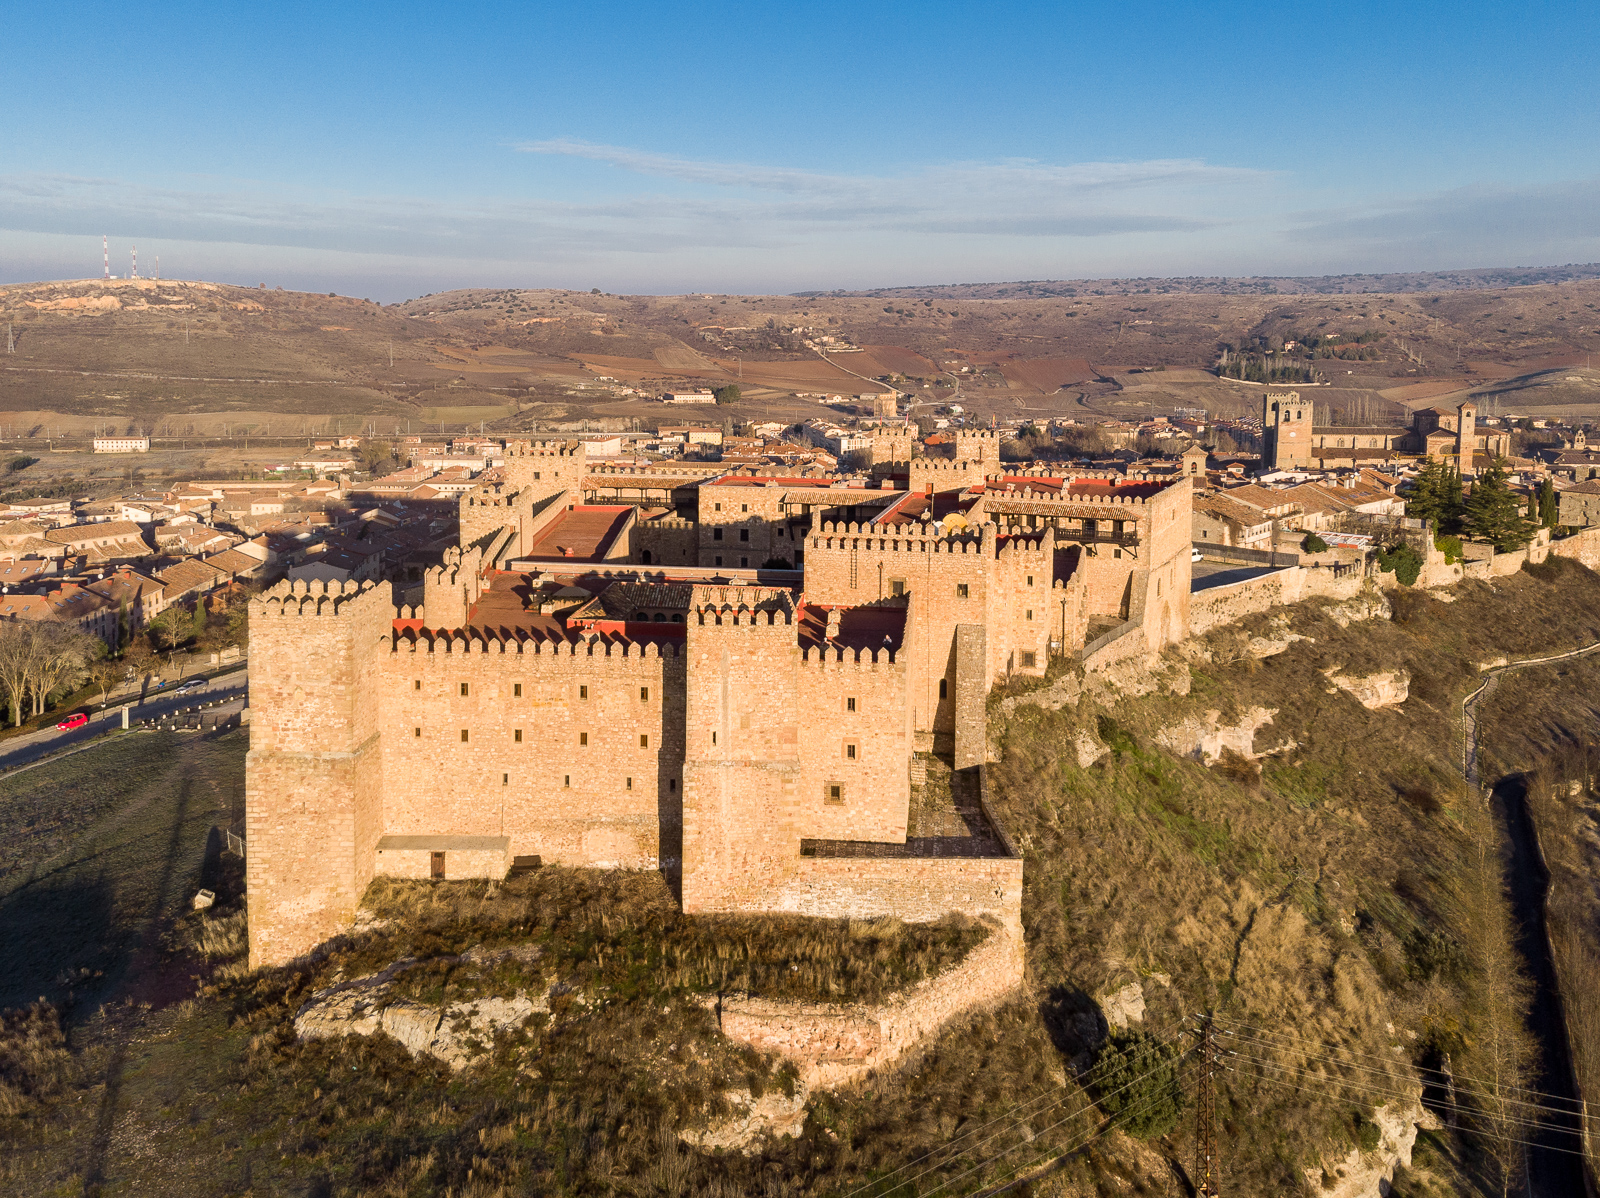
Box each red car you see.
[55,713,88,731]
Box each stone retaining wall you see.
[716,920,1026,1089]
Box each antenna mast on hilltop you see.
[155,256,160,281]
[131,246,139,280]
[102,235,110,280]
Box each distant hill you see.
[798,263,1600,300]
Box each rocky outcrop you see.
[294,945,547,1070]
[1304,1098,1435,1198]
[1328,669,1410,709]
[1098,982,1145,1030]
[1322,590,1392,628]
[1156,706,1281,763]
[682,1082,811,1152]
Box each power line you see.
[1213,1018,1594,1119]
[846,1027,1196,1198]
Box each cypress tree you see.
[1539,478,1559,528]
[1463,461,1534,552]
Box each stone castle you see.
[245,437,1195,967]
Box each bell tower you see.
[1262,390,1313,471]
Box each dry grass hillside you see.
[4,269,1600,440]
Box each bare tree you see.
[29,622,95,716]
[0,621,35,726]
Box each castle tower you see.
[1456,400,1478,477]
[954,428,1001,465]
[245,578,395,967]
[679,589,803,913]
[1261,391,1313,471]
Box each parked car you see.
[177,679,203,692]
[55,713,88,731]
[1191,547,1204,562]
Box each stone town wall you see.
[245,579,394,968]
[379,636,683,872]
[908,457,989,491]
[1188,565,1365,637]
[715,921,1025,1090]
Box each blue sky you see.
[3,0,1598,298]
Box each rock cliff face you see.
[294,945,547,1070]
[681,1083,811,1152]
[1156,706,1281,764]
[1304,1099,1435,1198]
[1328,668,1410,709]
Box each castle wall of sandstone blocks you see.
[245,439,1196,971]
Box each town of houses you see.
[5,399,1600,655]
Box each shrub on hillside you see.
[1086,1030,1184,1138]
[1375,542,1423,586]
[1301,532,1330,554]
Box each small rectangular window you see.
[714,502,722,512]
[956,583,969,598]
[846,697,856,712]
[413,679,421,691]
[502,773,509,786]
[460,729,469,742]
[563,774,570,787]
[741,503,748,513]
[626,776,633,789]
[712,731,717,746]
[939,678,948,699]
[739,529,749,542]
[640,686,649,701]
[514,683,522,697]
[889,578,905,598]
[1026,609,1033,621]
[460,682,469,697]
[845,742,857,760]
[740,556,748,567]
[713,527,723,541]
[534,471,541,480]
[413,726,421,737]
[579,685,588,700]
[670,778,677,792]
[514,729,523,743]
[714,556,723,566]
[579,732,588,746]
[1021,652,1037,668]
[640,734,649,748]
[1026,575,1034,586]
[825,783,844,805]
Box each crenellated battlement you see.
[392,626,682,658]
[810,521,995,555]
[254,577,387,617]
[799,644,901,665]
[505,439,584,459]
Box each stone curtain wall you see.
[379,636,683,872]
[795,649,913,843]
[1188,566,1365,638]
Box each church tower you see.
[1262,391,1313,471]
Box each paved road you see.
[0,667,249,772]
[1190,560,1286,591]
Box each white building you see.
[93,436,150,454]
[662,391,717,404]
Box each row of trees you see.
[0,621,100,728]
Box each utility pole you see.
[1194,1014,1220,1197]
